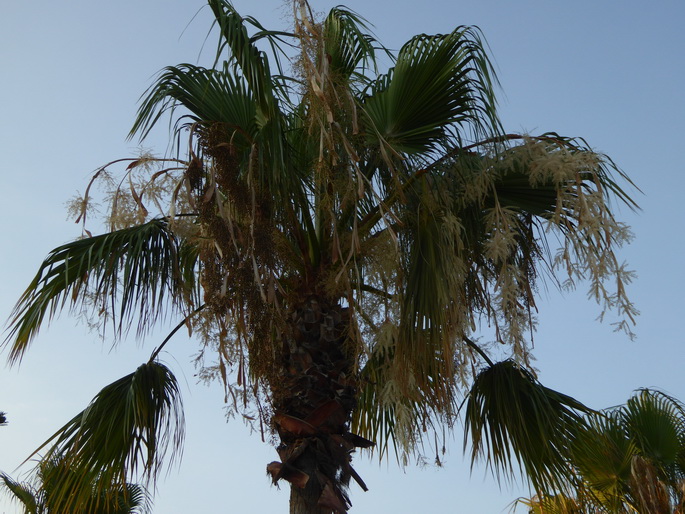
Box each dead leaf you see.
[317,480,348,513]
[305,400,345,430]
[273,413,317,437]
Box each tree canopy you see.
[3,1,638,512]
[1,457,151,514]
[516,389,685,513]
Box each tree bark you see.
[288,473,331,514]
[266,295,371,513]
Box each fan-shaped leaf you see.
[363,27,499,154]
[465,360,593,493]
[5,219,198,364]
[28,361,182,511]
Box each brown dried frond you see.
[630,455,672,514]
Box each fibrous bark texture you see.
[267,296,372,514]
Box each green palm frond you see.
[131,63,257,143]
[393,131,638,371]
[570,412,636,509]
[79,482,151,514]
[110,483,151,514]
[396,193,464,386]
[29,361,182,511]
[2,457,152,514]
[0,473,39,514]
[465,360,593,493]
[526,389,685,512]
[207,0,280,117]
[352,347,422,462]
[504,134,637,211]
[430,133,637,222]
[4,219,198,364]
[40,457,152,514]
[513,493,586,514]
[133,0,304,208]
[323,7,378,79]
[362,26,499,155]
[622,389,685,469]
[353,380,399,461]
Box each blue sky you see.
[1,1,684,512]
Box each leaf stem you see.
[462,335,494,367]
[149,305,206,363]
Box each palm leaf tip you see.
[464,360,592,493]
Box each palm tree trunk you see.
[266,296,371,513]
[289,480,331,514]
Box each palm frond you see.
[353,349,407,462]
[352,379,399,462]
[0,473,39,514]
[570,411,636,508]
[133,1,303,209]
[513,493,584,514]
[504,133,637,211]
[323,7,378,79]
[207,0,279,117]
[464,360,593,493]
[524,389,685,513]
[131,63,257,143]
[396,190,466,391]
[29,361,182,511]
[622,389,685,471]
[362,26,499,155]
[396,131,639,367]
[2,456,153,514]
[4,219,198,364]
[81,482,152,514]
[112,483,152,514]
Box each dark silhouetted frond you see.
[27,361,182,511]
[465,360,593,493]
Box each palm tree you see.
[515,389,685,513]
[1,457,151,514]
[3,1,638,512]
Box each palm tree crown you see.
[516,389,685,513]
[1,457,151,514]
[4,1,638,512]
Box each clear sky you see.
[1,1,684,512]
